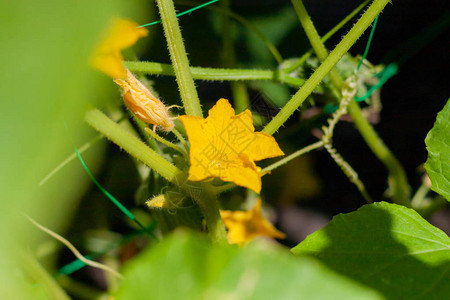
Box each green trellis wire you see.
[324,15,385,114]
[138,0,220,28]
[73,148,158,240]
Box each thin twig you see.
[24,214,124,279]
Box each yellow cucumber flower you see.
[179,98,284,193]
[114,69,175,132]
[91,18,148,78]
[220,198,286,245]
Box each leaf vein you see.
[390,230,450,248]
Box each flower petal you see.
[115,70,174,131]
[220,198,286,245]
[180,98,283,194]
[91,18,148,78]
[205,98,236,134]
[222,164,262,194]
[179,115,210,155]
[243,132,284,161]
[91,50,125,79]
[100,19,148,51]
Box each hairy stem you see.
[144,128,188,160]
[262,141,324,174]
[126,61,306,87]
[320,77,373,203]
[190,184,228,243]
[263,0,392,135]
[284,0,370,73]
[127,61,271,80]
[290,0,410,205]
[85,109,182,183]
[155,0,203,116]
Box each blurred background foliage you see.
[0,0,152,298]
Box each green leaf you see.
[250,81,291,107]
[292,202,450,300]
[0,0,151,298]
[425,98,450,201]
[243,6,300,67]
[117,231,381,300]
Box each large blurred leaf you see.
[116,231,381,300]
[0,0,150,298]
[292,202,450,299]
[425,98,450,201]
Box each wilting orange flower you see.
[91,18,148,78]
[114,69,175,132]
[179,98,283,193]
[220,198,286,245]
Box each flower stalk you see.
[192,184,228,243]
[85,109,182,183]
[144,127,188,160]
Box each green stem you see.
[264,0,391,135]
[144,127,188,159]
[155,0,202,116]
[127,61,270,80]
[220,0,234,66]
[209,3,283,64]
[290,0,410,206]
[411,182,430,209]
[264,0,389,135]
[220,0,250,113]
[416,196,448,219]
[284,0,370,73]
[191,184,228,243]
[85,109,182,184]
[172,128,190,152]
[213,182,236,194]
[291,0,344,91]
[132,117,163,156]
[125,61,306,87]
[177,0,284,64]
[323,140,373,204]
[231,83,250,113]
[262,141,324,173]
[348,101,410,205]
